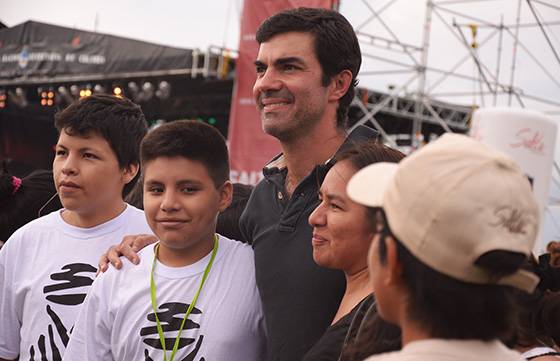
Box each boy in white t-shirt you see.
[347,134,541,361]
[63,120,267,361]
[0,94,151,361]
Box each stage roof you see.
[0,20,195,86]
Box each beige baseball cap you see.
[347,133,540,292]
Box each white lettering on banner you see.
[2,52,63,62]
[230,170,264,185]
[1,54,20,62]
[78,54,106,64]
[29,52,62,61]
[1,52,105,64]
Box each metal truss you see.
[348,0,560,150]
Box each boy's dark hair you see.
[256,7,361,129]
[217,183,253,242]
[0,165,62,242]
[374,209,520,341]
[141,120,229,187]
[54,94,147,196]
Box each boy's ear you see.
[328,69,353,102]
[218,180,233,212]
[122,163,140,185]
[384,236,404,287]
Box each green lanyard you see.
[150,234,219,361]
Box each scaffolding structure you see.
[347,0,560,150]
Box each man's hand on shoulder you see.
[97,234,157,274]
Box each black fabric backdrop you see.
[0,21,193,81]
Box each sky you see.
[3,0,559,115]
[3,0,560,248]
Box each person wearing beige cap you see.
[346,133,540,361]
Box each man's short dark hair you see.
[140,120,229,188]
[54,94,147,196]
[256,7,361,129]
[374,209,520,341]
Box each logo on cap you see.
[490,206,528,234]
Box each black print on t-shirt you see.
[43,263,97,305]
[26,263,97,361]
[141,302,205,361]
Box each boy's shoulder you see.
[123,241,156,271]
[123,203,145,216]
[98,235,253,286]
[217,234,253,257]
[92,204,151,235]
[10,204,147,239]
[5,210,61,243]
[21,208,60,228]
[121,204,148,221]
[98,244,154,286]
[213,234,255,274]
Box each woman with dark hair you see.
[0,165,62,244]
[302,141,404,361]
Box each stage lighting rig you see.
[113,85,123,98]
[39,87,55,106]
[0,89,6,109]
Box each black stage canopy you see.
[0,21,195,86]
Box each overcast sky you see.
[3,0,559,114]
[4,0,560,246]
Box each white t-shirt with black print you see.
[0,205,152,361]
[63,235,267,361]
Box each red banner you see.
[228,0,337,185]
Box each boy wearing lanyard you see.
[63,120,267,361]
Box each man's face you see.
[143,156,231,265]
[253,31,331,142]
[53,129,133,221]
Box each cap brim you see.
[347,162,398,207]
